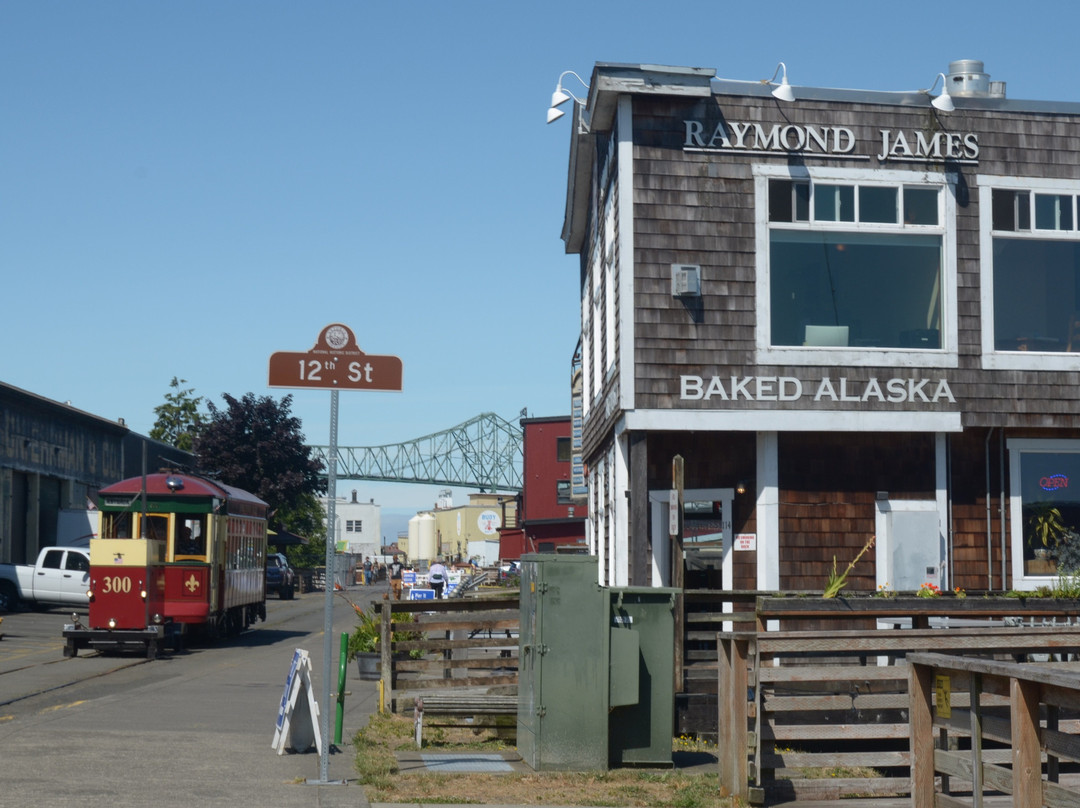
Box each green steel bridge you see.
[308,412,523,492]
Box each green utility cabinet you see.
[517,554,677,771]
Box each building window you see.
[346,520,362,533]
[556,437,572,463]
[556,479,572,504]
[755,165,956,367]
[1009,438,1080,588]
[981,178,1080,368]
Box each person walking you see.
[389,555,405,601]
[363,556,373,586]
[428,557,448,599]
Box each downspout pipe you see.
[985,428,994,590]
[1000,429,1007,591]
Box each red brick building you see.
[499,416,587,559]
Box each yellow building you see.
[414,493,517,565]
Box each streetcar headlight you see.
[86,589,94,600]
[140,589,148,600]
[108,618,117,629]
[152,613,163,625]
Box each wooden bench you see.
[412,694,518,748]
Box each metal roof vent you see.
[945,59,1005,98]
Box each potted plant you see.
[347,608,381,680]
[1028,502,1068,560]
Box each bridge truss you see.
[309,412,523,492]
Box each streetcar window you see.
[174,516,207,556]
[144,515,168,541]
[103,512,134,539]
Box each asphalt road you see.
[0,583,388,807]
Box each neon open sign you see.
[1040,474,1069,492]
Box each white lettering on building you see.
[680,375,956,405]
[877,129,979,161]
[683,119,978,162]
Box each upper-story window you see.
[981,177,1080,370]
[556,436,572,463]
[755,165,957,367]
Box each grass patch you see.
[352,712,740,807]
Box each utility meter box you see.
[517,554,676,771]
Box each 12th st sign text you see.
[268,323,402,391]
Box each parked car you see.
[265,553,296,600]
[0,546,91,612]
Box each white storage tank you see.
[407,514,422,561]
[417,513,437,562]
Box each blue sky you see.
[3,0,1079,530]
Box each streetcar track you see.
[0,657,150,709]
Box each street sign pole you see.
[268,324,402,786]
[319,389,339,783]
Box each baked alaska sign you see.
[683,120,979,162]
[680,375,957,405]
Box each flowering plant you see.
[953,587,966,598]
[917,582,941,598]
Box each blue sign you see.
[403,571,417,584]
[409,588,435,600]
[276,649,302,731]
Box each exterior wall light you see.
[762,62,795,102]
[546,70,589,124]
[926,72,955,111]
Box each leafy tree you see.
[193,393,326,541]
[150,377,204,450]
[281,493,329,568]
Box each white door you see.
[60,550,91,604]
[875,499,944,593]
[649,488,733,588]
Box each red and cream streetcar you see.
[63,471,269,659]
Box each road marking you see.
[41,700,86,713]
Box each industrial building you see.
[0,381,191,564]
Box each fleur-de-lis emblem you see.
[185,574,200,593]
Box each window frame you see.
[754,164,958,368]
[1008,438,1080,590]
[980,174,1080,370]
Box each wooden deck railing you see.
[909,651,1080,808]
[374,596,519,713]
[719,598,1080,803]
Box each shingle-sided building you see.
[558,60,1080,594]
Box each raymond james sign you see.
[680,375,957,405]
[683,120,979,162]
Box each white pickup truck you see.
[0,546,91,612]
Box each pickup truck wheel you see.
[0,580,18,613]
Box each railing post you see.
[718,635,732,796]
[381,602,393,712]
[1011,677,1043,808]
[1047,703,1060,783]
[908,659,935,807]
[718,634,749,800]
[969,674,983,808]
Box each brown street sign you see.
[268,323,403,391]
